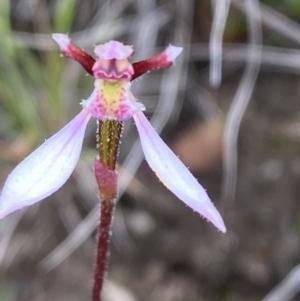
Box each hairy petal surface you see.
[133,111,226,233]
[0,109,91,219]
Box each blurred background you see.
[1,0,300,300]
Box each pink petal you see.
[0,109,91,219]
[133,111,226,233]
[94,41,133,60]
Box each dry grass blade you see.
[232,0,300,45]
[261,264,300,301]
[222,0,262,203]
[0,211,24,265]
[209,0,231,87]
[7,0,133,50]
[191,44,300,73]
[40,206,99,271]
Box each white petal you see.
[52,33,71,52]
[165,45,183,62]
[133,111,226,233]
[0,109,91,218]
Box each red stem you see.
[92,199,114,301]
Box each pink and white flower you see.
[0,34,226,233]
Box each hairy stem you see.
[92,199,115,301]
[92,119,123,301]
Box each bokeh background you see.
[1,0,300,300]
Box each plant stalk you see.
[92,119,123,301]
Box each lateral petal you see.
[0,109,91,218]
[133,111,226,233]
[52,33,95,76]
[131,45,183,80]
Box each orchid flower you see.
[0,34,226,233]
